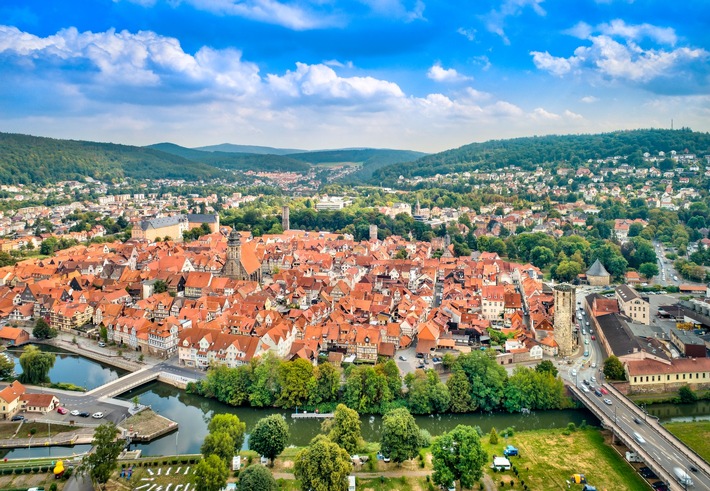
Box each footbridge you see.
[570,383,710,490]
[85,367,160,399]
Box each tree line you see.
[187,351,570,415]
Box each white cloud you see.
[564,21,592,40]
[598,19,677,45]
[483,0,546,44]
[531,34,709,93]
[358,0,426,22]
[427,63,471,83]
[530,50,575,76]
[323,59,354,69]
[472,55,491,71]
[580,96,598,103]
[563,109,584,120]
[532,107,560,120]
[457,27,476,41]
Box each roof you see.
[138,215,187,231]
[587,259,610,277]
[186,214,219,224]
[596,312,641,357]
[615,284,641,303]
[0,326,28,341]
[626,357,710,377]
[0,381,25,404]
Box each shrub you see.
[566,422,576,432]
[29,428,37,435]
[14,468,22,474]
[50,484,57,491]
[32,467,39,473]
[63,467,73,479]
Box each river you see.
[5,345,708,458]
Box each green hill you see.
[0,133,230,184]
[149,143,310,173]
[373,129,710,183]
[289,148,427,181]
[195,143,306,155]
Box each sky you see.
[0,1,708,153]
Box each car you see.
[78,411,91,417]
[571,369,577,377]
[590,376,596,383]
[633,416,642,425]
[639,467,657,479]
[92,412,104,419]
[651,482,669,491]
[633,431,646,444]
[600,387,609,395]
[398,355,407,361]
[416,353,424,359]
[417,364,425,369]
[98,341,106,347]
[582,379,589,385]
[70,409,80,416]
[584,339,589,345]
[689,465,698,473]
[423,358,429,364]
[383,455,391,463]
[10,415,24,421]
[56,406,68,415]
[591,362,597,368]
[604,398,612,405]
[581,385,589,393]
[591,335,596,341]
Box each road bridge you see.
[570,383,709,490]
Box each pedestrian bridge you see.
[85,368,159,398]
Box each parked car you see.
[651,482,668,491]
[56,406,68,415]
[604,398,613,405]
[10,415,24,421]
[416,353,424,358]
[98,342,106,347]
[70,409,80,416]
[92,412,104,419]
[398,355,407,361]
[78,411,91,418]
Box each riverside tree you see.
[432,425,487,490]
[19,345,55,384]
[207,413,246,455]
[248,415,289,465]
[294,435,353,491]
[380,407,421,464]
[32,318,57,339]
[78,422,123,489]
[325,404,362,454]
[193,454,229,491]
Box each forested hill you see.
[148,143,311,173]
[195,143,306,155]
[0,133,230,184]
[288,148,427,181]
[373,129,710,183]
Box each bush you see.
[566,422,576,432]
[32,467,39,473]
[50,484,57,491]
[63,467,73,479]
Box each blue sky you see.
[0,0,708,152]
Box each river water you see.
[4,345,707,458]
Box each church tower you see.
[222,228,244,280]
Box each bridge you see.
[85,367,160,399]
[570,382,710,490]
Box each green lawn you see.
[480,427,649,490]
[0,422,78,440]
[663,420,710,462]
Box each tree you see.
[380,408,421,464]
[208,414,246,455]
[603,356,626,381]
[432,425,487,490]
[535,360,558,378]
[277,358,313,408]
[678,385,698,404]
[0,354,14,380]
[238,464,277,491]
[201,431,235,462]
[18,345,55,384]
[308,362,340,406]
[639,262,659,279]
[193,454,229,491]
[248,415,289,465]
[326,404,362,454]
[78,422,123,489]
[446,370,473,413]
[489,427,499,445]
[32,318,57,340]
[294,435,353,491]
[153,280,168,294]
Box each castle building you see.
[553,284,576,357]
[221,229,262,282]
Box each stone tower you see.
[369,224,378,241]
[553,283,576,357]
[222,228,244,280]
[282,205,290,231]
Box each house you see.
[22,393,60,414]
[615,285,650,325]
[586,259,611,286]
[625,357,710,393]
[0,326,30,346]
[0,380,25,420]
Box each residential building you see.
[615,285,650,325]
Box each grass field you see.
[0,422,78,440]
[663,420,710,462]
[480,427,649,490]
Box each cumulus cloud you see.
[482,0,546,44]
[598,19,677,45]
[532,107,560,120]
[531,32,709,94]
[580,96,598,103]
[427,63,471,83]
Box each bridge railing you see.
[605,382,710,474]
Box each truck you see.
[625,451,643,463]
[673,467,694,487]
[503,445,519,457]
